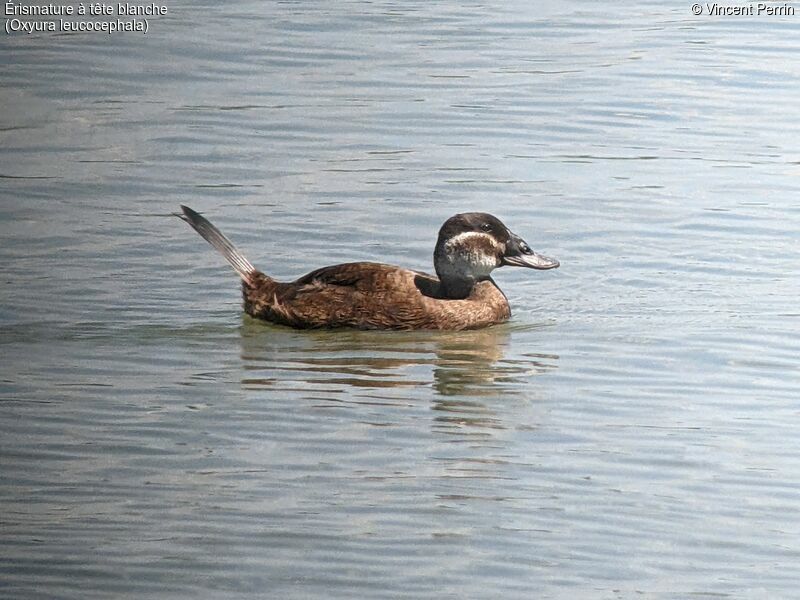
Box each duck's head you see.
[433,212,559,299]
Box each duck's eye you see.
[480,223,492,232]
[520,242,532,254]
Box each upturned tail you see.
[178,205,257,286]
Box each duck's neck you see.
[438,275,476,300]
[434,247,480,299]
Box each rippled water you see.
[2,1,800,598]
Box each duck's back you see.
[243,262,510,330]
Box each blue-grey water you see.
[2,2,800,598]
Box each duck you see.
[178,205,559,330]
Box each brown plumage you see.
[179,206,558,330]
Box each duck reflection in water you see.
[238,319,558,399]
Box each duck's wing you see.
[291,263,445,302]
[292,262,399,291]
[247,262,414,329]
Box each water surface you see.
[2,2,800,598]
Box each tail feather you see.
[178,205,257,286]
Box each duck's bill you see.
[502,251,560,270]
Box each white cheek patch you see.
[464,252,498,278]
[443,232,502,279]
[445,231,502,251]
